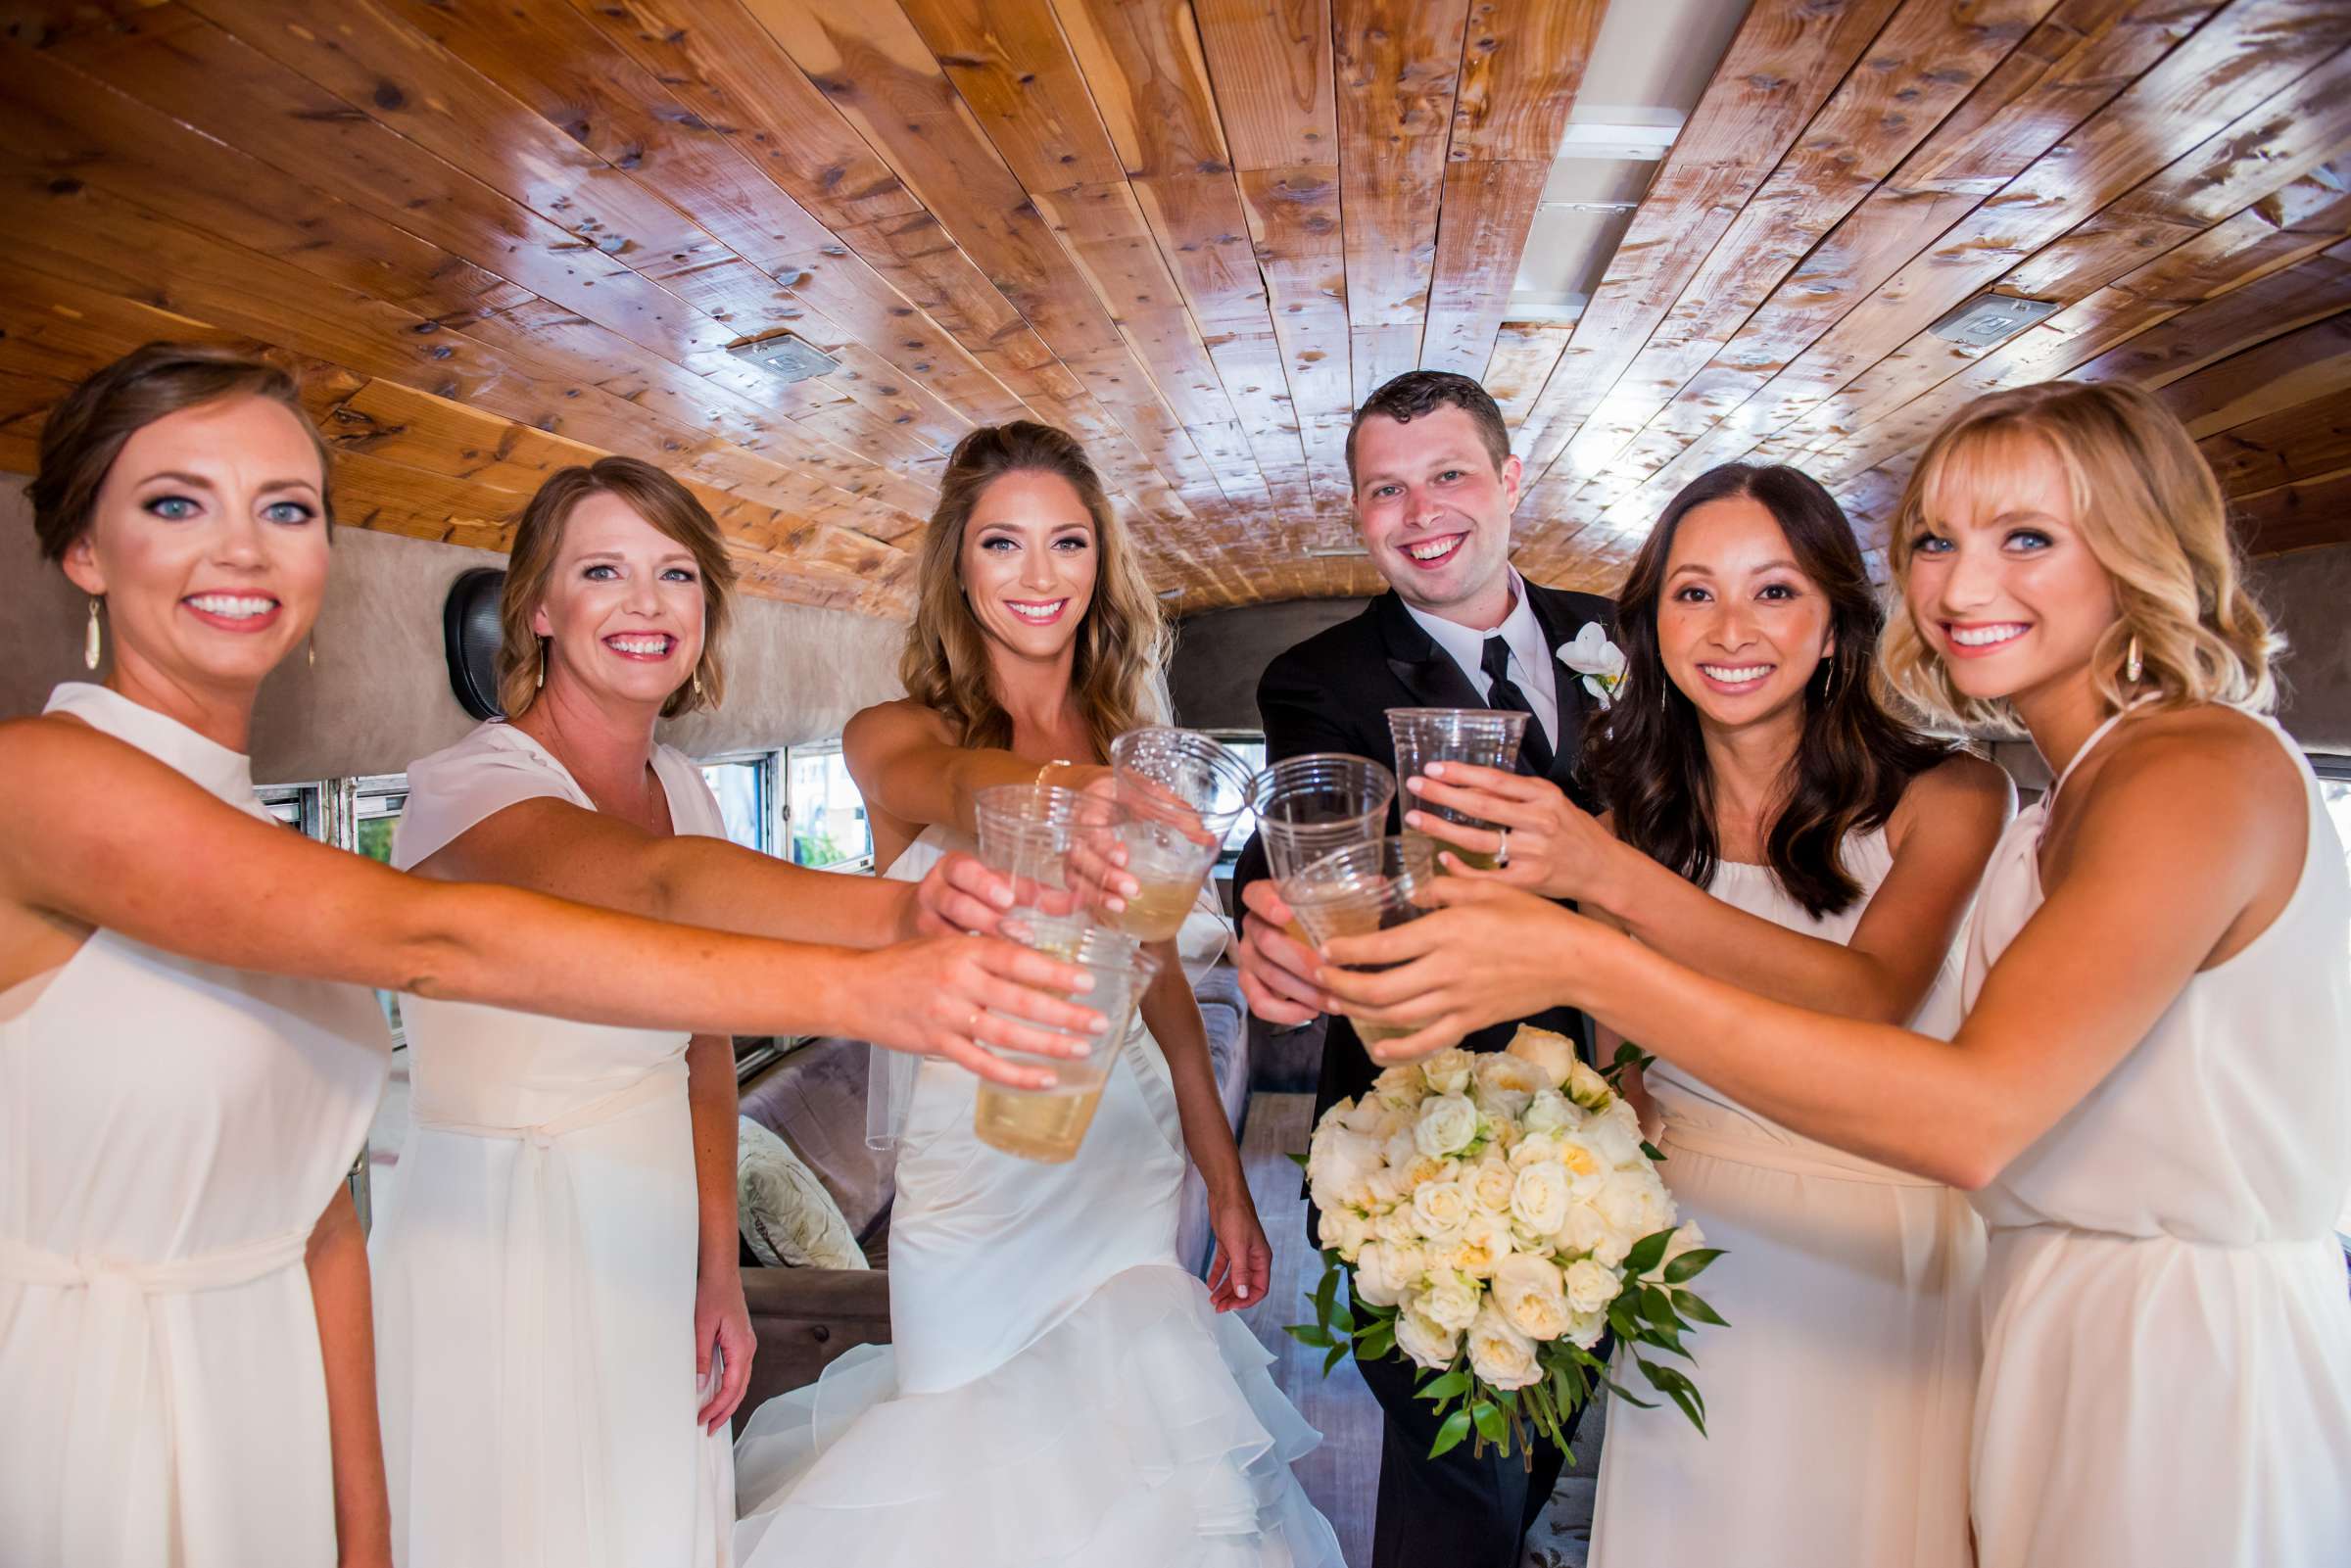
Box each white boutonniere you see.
[1558,622,1627,708]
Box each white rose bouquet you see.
[1289,1028,1723,1460]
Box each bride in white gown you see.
[733,422,1342,1566]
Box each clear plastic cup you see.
[972,783,1128,924]
[972,916,1162,1164]
[1253,753,1396,944]
[1108,728,1255,940]
[1280,835,1439,1052]
[1386,708,1528,873]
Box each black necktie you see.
[1481,635,1555,778]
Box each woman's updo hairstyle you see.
[29,343,333,562]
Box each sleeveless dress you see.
[732,826,1345,1568]
[1589,828,1985,1568]
[0,682,391,1567]
[1961,705,2351,1567]
[371,721,733,1567]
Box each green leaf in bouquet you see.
[1416,1369,1472,1405]
[1471,1401,1508,1446]
[1429,1406,1475,1459]
[1638,1285,1678,1328]
[1355,1320,1397,1361]
[1286,1150,1310,1170]
[1640,1140,1666,1164]
[1638,1357,1707,1437]
[1606,1295,1643,1341]
[1661,1247,1724,1284]
[1312,1262,1341,1331]
[1621,1228,1674,1277]
[1671,1289,1729,1327]
[1283,1323,1335,1351]
[1323,1341,1350,1377]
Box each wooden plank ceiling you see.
[1,0,2347,620]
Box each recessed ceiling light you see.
[725,331,840,384]
[1306,544,1368,558]
[1929,293,2060,349]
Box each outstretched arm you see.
[843,699,1109,839]
[417,791,1016,949]
[0,718,1105,1084]
[1319,723,2301,1188]
[1402,755,2011,1023]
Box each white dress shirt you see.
[1400,571,1560,754]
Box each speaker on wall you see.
[442,567,507,721]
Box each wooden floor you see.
[1231,1092,1607,1568]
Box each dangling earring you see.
[84,596,103,671]
[535,637,548,689]
[692,663,704,700]
[1817,656,1834,698]
[307,632,317,671]
[2124,633,2142,685]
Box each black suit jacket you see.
[1232,582,1617,1127]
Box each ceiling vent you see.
[726,330,840,384]
[1929,293,2060,349]
[1306,543,1368,558]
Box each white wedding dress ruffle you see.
[732,828,1343,1567]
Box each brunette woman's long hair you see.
[1581,463,1954,918]
[900,421,1169,759]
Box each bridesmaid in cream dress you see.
[0,348,1105,1568]
[1309,462,2005,1568]
[734,423,1341,1566]
[1319,381,2351,1566]
[374,456,1128,1567]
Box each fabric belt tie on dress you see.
[1659,1123,1948,1188]
[0,1222,313,1566]
[410,1061,684,1568]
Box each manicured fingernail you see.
[1425,762,1445,778]
[990,884,1013,907]
[1071,973,1096,993]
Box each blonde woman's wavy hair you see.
[1882,379,2279,731]
[901,422,1170,757]
[498,456,738,720]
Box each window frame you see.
[1201,729,1269,867]
[781,736,876,875]
[697,746,785,857]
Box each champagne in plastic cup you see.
[972,783,1127,925]
[1280,836,1438,1057]
[972,919,1160,1164]
[1108,728,1255,941]
[1253,753,1396,950]
[1386,709,1526,877]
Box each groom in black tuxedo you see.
[1230,370,1613,1568]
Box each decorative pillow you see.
[737,1116,868,1270]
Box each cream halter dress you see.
[1959,704,2351,1566]
[370,720,734,1567]
[0,683,391,1567]
[1589,826,1985,1568]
